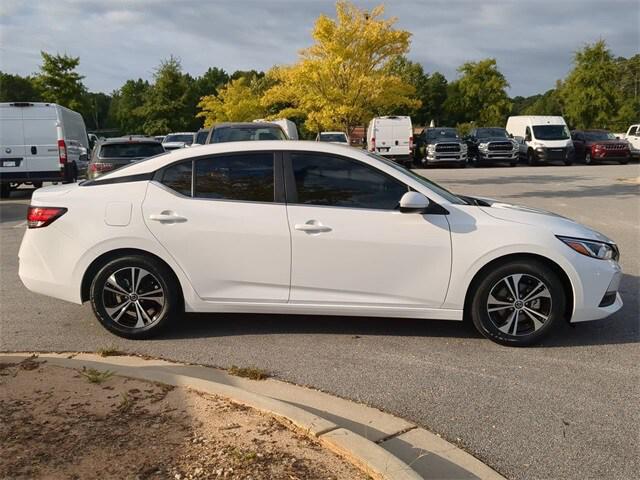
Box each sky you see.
[0,0,638,97]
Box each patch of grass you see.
[80,367,114,384]
[118,393,133,413]
[96,346,125,357]
[228,365,269,381]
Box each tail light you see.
[409,136,414,150]
[27,206,67,229]
[371,137,375,150]
[58,139,67,166]
[89,162,116,174]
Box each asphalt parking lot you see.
[1,163,638,480]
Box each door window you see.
[194,153,274,202]
[629,126,638,136]
[525,127,532,142]
[161,161,192,196]
[290,153,407,210]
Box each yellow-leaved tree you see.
[262,1,419,136]
[197,77,265,127]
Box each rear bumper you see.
[1,170,63,183]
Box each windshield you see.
[365,152,466,205]
[476,128,508,139]
[319,133,348,143]
[532,125,570,140]
[164,134,193,144]
[211,126,287,143]
[426,129,459,140]
[195,130,209,144]
[100,143,164,158]
[584,131,616,141]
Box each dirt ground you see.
[0,357,369,480]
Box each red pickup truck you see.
[571,129,631,164]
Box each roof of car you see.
[213,122,279,129]
[100,136,161,144]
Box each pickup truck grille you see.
[435,143,460,153]
[488,142,514,151]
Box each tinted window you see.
[211,126,287,143]
[194,130,209,144]
[195,153,274,202]
[161,161,192,196]
[164,134,194,144]
[319,133,348,143]
[291,153,407,210]
[426,129,459,140]
[476,128,508,138]
[100,143,164,158]
[584,131,615,141]
[629,126,637,136]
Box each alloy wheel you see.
[102,267,166,329]
[486,273,552,336]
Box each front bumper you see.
[478,150,518,162]
[533,147,574,162]
[570,255,623,322]
[425,152,468,163]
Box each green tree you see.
[522,87,563,116]
[35,51,86,111]
[111,79,150,134]
[448,58,512,126]
[141,56,193,135]
[560,40,619,129]
[80,92,113,131]
[197,77,265,126]
[612,54,640,130]
[0,72,42,102]
[262,1,419,135]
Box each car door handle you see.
[149,212,187,223]
[294,222,332,233]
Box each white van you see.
[366,116,413,166]
[0,102,88,197]
[505,115,574,165]
[253,118,298,140]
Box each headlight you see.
[478,142,489,150]
[557,236,619,261]
[460,143,468,152]
[427,145,436,152]
[511,140,518,149]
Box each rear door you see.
[390,122,411,156]
[143,151,291,302]
[21,105,59,175]
[0,105,27,174]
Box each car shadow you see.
[163,273,639,348]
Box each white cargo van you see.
[366,116,413,166]
[505,115,574,165]
[0,102,88,197]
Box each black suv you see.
[464,127,519,166]
[87,137,164,179]
[206,122,288,143]
[414,128,468,167]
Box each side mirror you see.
[399,191,430,213]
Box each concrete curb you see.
[1,352,505,480]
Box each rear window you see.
[319,133,348,143]
[164,134,194,144]
[211,126,287,143]
[100,143,164,158]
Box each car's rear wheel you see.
[90,255,181,339]
[470,260,565,346]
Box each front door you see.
[143,152,291,302]
[285,152,451,307]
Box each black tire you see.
[527,150,537,166]
[564,159,573,166]
[585,152,592,165]
[469,259,565,346]
[0,183,10,199]
[90,255,181,339]
[32,181,43,189]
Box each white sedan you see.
[18,141,623,346]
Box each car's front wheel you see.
[470,260,565,346]
[90,255,181,339]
